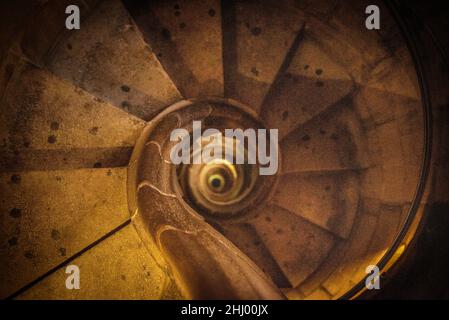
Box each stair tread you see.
[355,89,423,168]
[321,212,378,297]
[16,224,170,299]
[249,205,336,288]
[46,0,181,120]
[223,0,305,113]
[304,8,389,84]
[0,57,144,171]
[273,171,360,239]
[0,147,133,172]
[0,167,129,298]
[124,0,224,99]
[361,165,421,205]
[19,0,99,65]
[364,200,404,257]
[304,287,332,300]
[299,198,404,298]
[221,223,291,288]
[280,106,365,174]
[261,34,354,138]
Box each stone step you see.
[273,171,360,239]
[283,0,338,20]
[304,287,333,300]
[46,0,181,120]
[222,0,305,114]
[361,165,422,206]
[16,225,172,299]
[0,167,129,299]
[280,105,366,174]
[221,222,291,288]
[124,0,224,99]
[303,3,389,84]
[19,0,99,66]
[321,211,378,297]
[364,198,406,262]
[298,198,405,298]
[297,238,347,297]
[261,31,354,139]
[356,88,423,205]
[248,205,336,288]
[0,56,144,171]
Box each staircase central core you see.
[129,98,280,222]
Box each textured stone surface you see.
[19,0,100,65]
[0,57,145,171]
[0,168,129,298]
[273,172,360,239]
[261,34,354,139]
[0,0,430,300]
[221,223,291,288]
[224,0,305,113]
[47,0,182,120]
[322,212,378,296]
[124,0,224,99]
[17,225,172,299]
[281,106,365,174]
[249,205,336,288]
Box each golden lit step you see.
[0,167,129,298]
[16,224,172,299]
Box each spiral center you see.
[150,99,278,219]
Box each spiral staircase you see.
[0,0,430,299]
